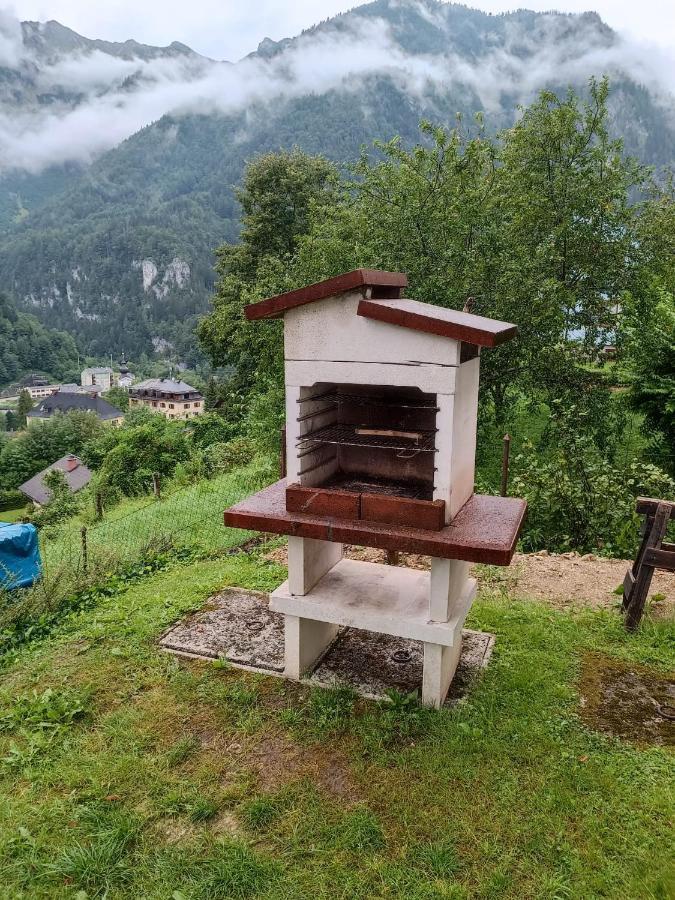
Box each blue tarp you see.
[0,522,42,590]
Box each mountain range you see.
[0,0,673,362]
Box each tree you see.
[0,411,106,489]
[623,285,675,472]
[105,386,130,411]
[198,150,338,385]
[295,79,646,424]
[16,390,33,429]
[94,417,190,496]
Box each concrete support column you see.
[283,615,340,680]
[287,536,342,596]
[422,641,463,708]
[421,557,471,708]
[429,558,470,622]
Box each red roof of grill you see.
[244,269,517,347]
[357,297,518,348]
[244,269,407,320]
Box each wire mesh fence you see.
[0,463,274,650]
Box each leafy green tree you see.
[94,417,190,496]
[16,390,33,429]
[622,285,675,471]
[0,411,105,489]
[295,79,646,424]
[0,293,79,390]
[198,149,339,396]
[187,412,235,450]
[105,386,130,411]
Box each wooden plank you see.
[643,548,675,571]
[625,502,672,630]
[623,568,635,597]
[635,497,675,516]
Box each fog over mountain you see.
[0,0,673,359]
[0,3,673,175]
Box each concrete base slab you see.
[159,588,285,672]
[271,558,477,646]
[308,627,494,705]
[159,588,494,706]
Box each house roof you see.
[357,298,518,348]
[244,268,517,347]
[244,269,408,320]
[59,383,103,394]
[27,392,123,420]
[131,378,201,394]
[82,366,113,375]
[19,455,93,505]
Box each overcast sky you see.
[7,0,675,60]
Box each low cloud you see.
[0,6,673,175]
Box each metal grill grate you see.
[297,422,436,454]
[298,389,438,411]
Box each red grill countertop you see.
[224,479,527,566]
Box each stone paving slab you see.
[159,587,494,705]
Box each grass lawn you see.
[0,507,27,524]
[0,548,672,899]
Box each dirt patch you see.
[154,817,199,845]
[579,653,675,747]
[242,730,361,801]
[264,546,675,615]
[210,811,244,837]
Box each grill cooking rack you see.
[297,422,436,455]
[297,389,439,411]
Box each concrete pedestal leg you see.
[284,536,343,679]
[421,557,471,707]
[283,614,340,680]
[422,640,463,708]
[429,558,470,621]
[287,536,342,595]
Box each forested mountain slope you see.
[0,292,78,387]
[0,0,673,358]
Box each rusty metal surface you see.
[224,479,527,565]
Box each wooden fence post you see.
[153,472,161,499]
[81,526,88,575]
[501,434,511,497]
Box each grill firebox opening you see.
[295,383,437,500]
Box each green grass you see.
[0,545,672,898]
[0,507,27,523]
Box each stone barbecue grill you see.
[224,269,527,706]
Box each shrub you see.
[513,412,675,555]
[0,488,24,511]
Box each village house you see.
[81,366,117,391]
[128,378,204,420]
[27,391,124,426]
[18,454,93,507]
